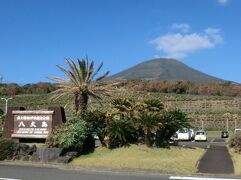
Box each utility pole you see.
[224,112,231,132]
[1,97,12,115]
[226,118,229,132]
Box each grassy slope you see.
[72,145,205,175]
[229,148,241,175]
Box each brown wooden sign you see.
[11,110,54,139]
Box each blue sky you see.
[0,0,241,84]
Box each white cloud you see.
[205,28,223,44]
[171,23,190,33]
[151,27,223,59]
[217,0,228,5]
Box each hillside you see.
[1,92,241,131]
[109,58,224,83]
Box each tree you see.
[107,117,136,148]
[50,57,113,113]
[111,98,144,119]
[155,108,190,147]
[144,99,164,112]
[82,110,109,146]
[135,111,162,147]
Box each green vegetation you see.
[0,139,16,160]
[46,116,87,153]
[229,132,241,153]
[72,145,205,174]
[136,111,162,147]
[0,109,4,138]
[107,117,136,148]
[156,109,190,146]
[99,97,190,148]
[228,132,241,175]
[82,111,108,147]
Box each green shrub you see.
[107,118,136,148]
[82,134,95,154]
[0,108,4,116]
[0,139,16,160]
[0,109,4,138]
[82,111,107,146]
[46,116,87,153]
[0,129,2,139]
[229,132,241,153]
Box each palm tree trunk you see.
[145,130,153,147]
[75,93,88,113]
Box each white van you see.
[177,128,191,141]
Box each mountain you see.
[109,58,224,83]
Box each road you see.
[178,137,218,149]
[0,137,239,180]
[1,164,241,180]
[178,136,234,174]
[0,164,168,180]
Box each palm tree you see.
[135,111,162,147]
[50,57,113,113]
[155,108,190,147]
[111,98,144,119]
[144,99,164,112]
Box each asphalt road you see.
[0,164,170,180]
[197,138,234,174]
[0,137,236,180]
[198,144,234,174]
[178,136,234,174]
[178,137,213,149]
[1,164,241,180]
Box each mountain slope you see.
[109,58,224,83]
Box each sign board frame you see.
[11,110,54,139]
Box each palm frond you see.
[86,61,94,83]
[78,59,87,82]
[48,77,69,84]
[56,65,79,85]
[91,62,103,80]
[66,58,83,85]
[95,71,110,81]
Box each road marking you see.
[170,176,241,180]
[0,178,21,180]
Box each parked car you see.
[177,128,192,141]
[194,130,207,142]
[221,131,229,138]
[235,128,241,134]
